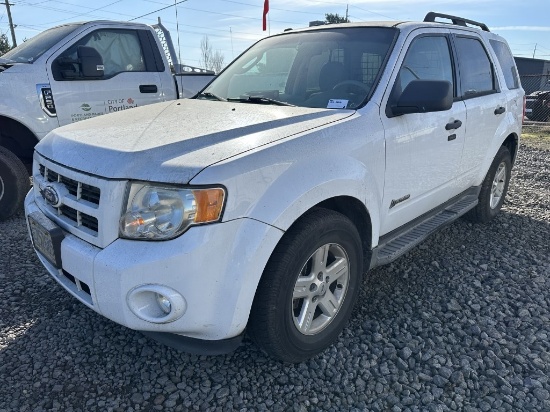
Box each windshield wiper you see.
[197,92,227,102]
[227,96,295,107]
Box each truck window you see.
[55,29,146,79]
[454,37,496,97]
[489,39,520,90]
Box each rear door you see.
[46,27,167,127]
[452,34,508,181]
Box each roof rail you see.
[424,12,490,32]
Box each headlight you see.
[119,183,225,240]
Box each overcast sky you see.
[2,0,550,68]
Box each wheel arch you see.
[314,196,373,270]
[0,115,39,164]
[502,132,519,165]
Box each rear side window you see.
[489,39,520,90]
[454,37,495,97]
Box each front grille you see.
[59,205,99,232]
[37,163,101,236]
[39,164,101,206]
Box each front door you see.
[380,32,466,234]
[46,27,165,127]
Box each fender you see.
[192,110,386,247]
[475,110,521,185]
[0,71,59,140]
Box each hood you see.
[36,99,354,183]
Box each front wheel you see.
[465,146,512,223]
[248,209,363,362]
[0,147,30,221]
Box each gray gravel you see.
[1,142,549,412]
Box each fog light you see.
[127,285,187,323]
[156,293,172,314]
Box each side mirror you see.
[389,80,453,117]
[77,46,104,78]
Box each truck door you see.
[46,28,168,127]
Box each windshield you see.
[202,27,397,109]
[2,24,81,63]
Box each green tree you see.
[325,13,350,24]
[0,33,12,56]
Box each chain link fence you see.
[521,74,550,124]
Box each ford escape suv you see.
[25,12,524,362]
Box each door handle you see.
[139,84,158,93]
[445,120,462,130]
[494,106,506,115]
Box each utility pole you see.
[533,43,537,59]
[345,4,349,22]
[1,1,17,47]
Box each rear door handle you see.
[445,120,462,130]
[139,84,158,93]
[494,106,506,115]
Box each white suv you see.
[25,13,524,362]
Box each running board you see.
[370,190,479,269]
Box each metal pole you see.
[533,43,537,59]
[1,1,17,47]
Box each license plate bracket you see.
[28,212,64,269]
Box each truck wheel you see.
[0,147,31,221]
[248,209,363,363]
[465,146,511,224]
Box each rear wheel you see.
[248,209,363,362]
[0,147,30,221]
[465,146,512,223]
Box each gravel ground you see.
[0,140,548,412]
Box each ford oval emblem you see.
[42,185,60,207]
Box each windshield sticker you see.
[327,99,348,109]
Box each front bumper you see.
[25,189,284,343]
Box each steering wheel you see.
[332,80,370,94]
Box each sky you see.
[2,0,550,69]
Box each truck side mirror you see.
[389,80,453,117]
[77,46,104,78]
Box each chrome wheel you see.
[292,243,349,335]
[490,162,506,209]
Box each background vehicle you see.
[25,13,523,362]
[0,19,214,220]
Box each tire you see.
[0,146,31,221]
[248,208,363,363]
[465,146,512,223]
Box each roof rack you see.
[424,12,490,32]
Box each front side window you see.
[202,27,397,109]
[455,37,495,96]
[55,29,146,79]
[397,36,454,94]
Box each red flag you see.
[263,0,269,31]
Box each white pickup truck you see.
[0,19,214,220]
[25,13,523,362]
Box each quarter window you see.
[455,37,495,96]
[489,39,520,90]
